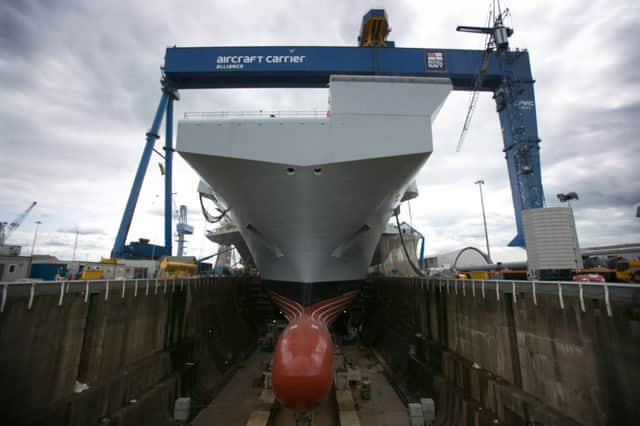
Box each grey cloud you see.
[44,240,69,247]
[57,227,106,236]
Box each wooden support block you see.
[246,410,271,426]
[336,389,356,411]
[335,372,349,390]
[263,371,272,389]
[258,389,276,410]
[339,410,361,426]
[333,352,346,371]
[347,366,361,383]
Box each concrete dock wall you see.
[0,277,257,426]
[363,277,640,426]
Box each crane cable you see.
[198,246,235,263]
[394,210,426,277]
[455,3,495,152]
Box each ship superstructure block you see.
[179,76,450,166]
[177,75,451,287]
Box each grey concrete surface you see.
[0,277,257,426]
[363,277,640,426]
[192,351,270,426]
[341,346,409,426]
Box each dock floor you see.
[191,345,409,425]
[191,351,270,426]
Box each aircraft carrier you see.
[0,7,638,426]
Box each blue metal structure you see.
[111,9,544,256]
[164,94,175,255]
[111,88,177,259]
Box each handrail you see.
[183,110,328,120]
[406,277,640,317]
[417,277,639,290]
[0,276,223,313]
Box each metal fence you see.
[0,276,216,313]
[2,276,637,317]
[183,110,328,120]
[403,278,640,317]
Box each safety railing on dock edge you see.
[183,110,328,120]
[400,278,640,318]
[0,276,221,314]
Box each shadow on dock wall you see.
[0,277,257,426]
[362,277,640,426]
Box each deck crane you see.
[112,8,545,253]
[0,201,37,246]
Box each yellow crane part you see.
[358,11,390,47]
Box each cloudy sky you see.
[1,0,638,262]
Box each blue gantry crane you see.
[111,8,545,256]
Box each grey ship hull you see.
[177,75,452,304]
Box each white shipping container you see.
[523,207,583,274]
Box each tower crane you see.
[0,201,37,246]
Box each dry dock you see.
[0,276,639,425]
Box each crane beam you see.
[164,46,516,91]
[456,26,494,34]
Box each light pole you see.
[31,221,42,256]
[474,180,491,262]
[72,229,79,261]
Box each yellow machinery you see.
[159,256,197,278]
[469,270,490,280]
[616,259,640,283]
[358,9,391,47]
[80,268,104,280]
[456,271,500,280]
